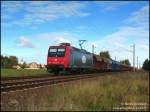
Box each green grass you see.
[1,71,149,111]
[1,68,49,77]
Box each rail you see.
[1,73,100,93]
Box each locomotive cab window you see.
[57,48,66,57]
[48,48,66,57]
[48,48,57,57]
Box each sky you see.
[1,1,149,67]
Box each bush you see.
[142,59,149,71]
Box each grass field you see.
[1,68,49,77]
[1,71,149,111]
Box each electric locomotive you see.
[47,43,93,74]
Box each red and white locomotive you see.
[47,43,93,74]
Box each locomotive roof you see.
[71,46,92,54]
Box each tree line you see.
[1,55,42,69]
[1,55,18,68]
[99,51,130,65]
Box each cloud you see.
[16,36,35,48]
[91,24,148,54]
[54,36,71,43]
[2,1,148,28]
[94,1,130,12]
[126,5,149,27]
[1,1,23,13]
[37,31,79,44]
[1,1,89,27]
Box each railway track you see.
[1,73,101,93]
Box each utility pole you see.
[92,45,94,66]
[137,56,138,69]
[21,59,24,65]
[115,56,116,61]
[131,44,135,72]
[92,44,96,66]
[92,45,94,54]
[139,61,141,69]
[92,44,96,63]
[92,44,96,54]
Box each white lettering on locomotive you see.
[82,55,86,64]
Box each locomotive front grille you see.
[47,64,64,69]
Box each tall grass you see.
[1,71,149,111]
[1,68,48,77]
[47,71,149,111]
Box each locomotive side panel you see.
[69,47,93,69]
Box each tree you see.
[39,64,42,69]
[142,59,149,71]
[1,55,4,68]
[99,51,111,59]
[1,55,18,68]
[20,62,27,69]
[8,56,18,68]
[120,59,131,65]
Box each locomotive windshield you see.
[48,48,66,57]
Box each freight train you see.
[47,43,133,74]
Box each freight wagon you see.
[93,55,111,71]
